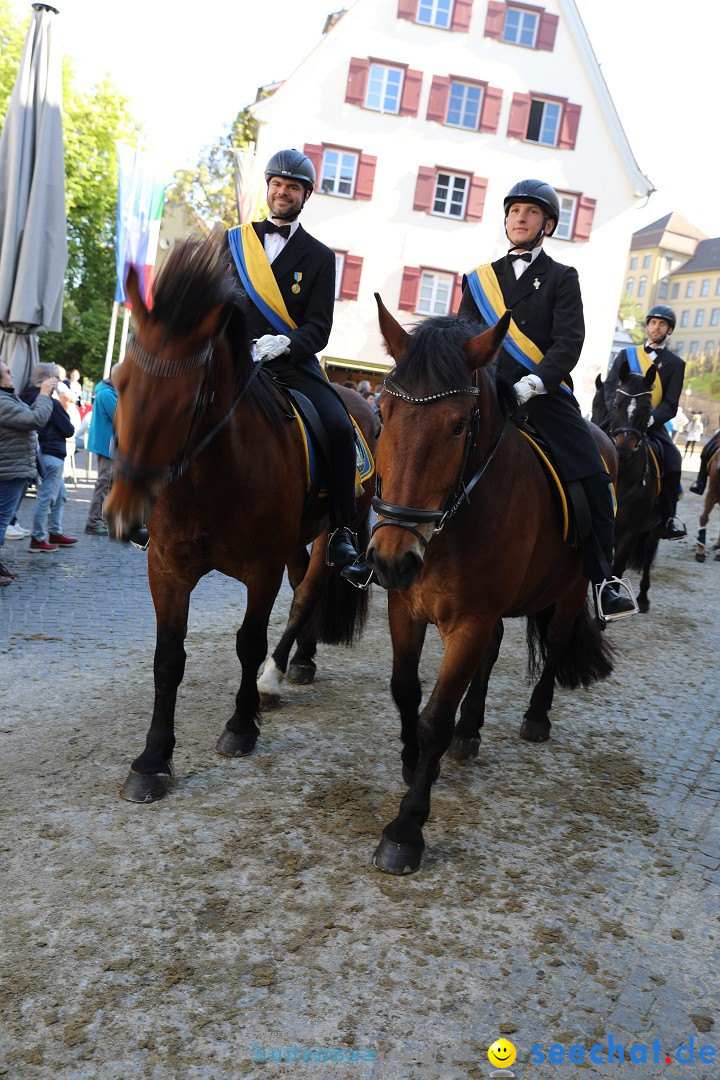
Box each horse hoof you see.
[287,663,316,685]
[447,735,481,762]
[638,600,650,613]
[695,553,706,563]
[120,769,173,803]
[215,728,258,757]
[520,718,550,743]
[258,692,281,711]
[372,835,424,875]
[715,552,720,562]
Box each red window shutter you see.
[451,0,473,32]
[536,12,559,51]
[484,0,506,38]
[451,274,464,314]
[355,153,377,200]
[465,175,488,222]
[573,196,596,242]
[558,102,581,149]
[426,76,450,123]
[507,93,531,139]
[397,0,417,19]
[340,255,364,300]
[346,58,369,106]
[399,267,421,311]
[413,166,436,212]
[479,85,503,133]
[303,144,323,183]
[400,68,423,116]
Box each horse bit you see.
[371,375,506,548]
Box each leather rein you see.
[113,333,262,490]
[371,374,506,549]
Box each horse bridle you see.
[371,374,506,548]
[113,332,262,490]
[609,387,654,444]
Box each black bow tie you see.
[645,345,662,355]
[508,251,533,263]
[265,221,291,239]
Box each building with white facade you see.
[250,0,651,407]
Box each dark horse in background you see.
[695,447,720,562]
[365,298,616,874]
[592,365,662,612]
[104,234,377,803]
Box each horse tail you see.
[306,516,371,646]
[625,530,659,572]
[526,601,614,689]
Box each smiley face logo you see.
[488,1039,517,1068]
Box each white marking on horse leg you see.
[257,658,284,698]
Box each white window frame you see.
[629,256,638,270]
[320,149,358,198]
[680,310,690,328]
[416,271,454,315]
[710,308,720,327]
[625,278,634,295]
[637,276,647,298]
[689,341,699,354]
[554,194,578,241]
[686,281,695,298]
[642,254,651,269]
[432,171,469,219]
[446,80,483,129]
[334,253,345,299]
[416,0,452,29]
[526,97,562,146]
[694,309,705,327]
[503,5,539,46]
[700,278,710,296]
[365,63,405,114]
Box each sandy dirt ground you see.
[1,479,719,1080]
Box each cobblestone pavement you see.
[1,461,719,1080]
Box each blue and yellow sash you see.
[466,264,573,395]
[227,224,297,335]
[624,346,663,409]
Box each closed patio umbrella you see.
[0,3,67,393]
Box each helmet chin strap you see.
[505,214,549,252]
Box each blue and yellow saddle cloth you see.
[291,407,374,496]
[466,264,573,395]
[624,346,663,409]
[227,224,297,335]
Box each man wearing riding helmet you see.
[604,305,686,539]
[224,149,360,569]
[458,178,636,620]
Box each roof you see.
[668,237,720,276]
[631,212,708,252]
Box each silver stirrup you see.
[594,576,639,622]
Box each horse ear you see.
[124,266,147,320]
[463,310,512,371]
[645,363,657,387]
[619,358,630,382]
[595,372,603,390]
[375,292,411,359]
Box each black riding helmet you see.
[504,179,560,250]
[645,304,676,332]
[265,149,316,194]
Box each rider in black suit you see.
[226,150,359,568]
[457,179,636,619]
[604,305,686,538]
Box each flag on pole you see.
[114,143,166,306]
[233,149,264,225]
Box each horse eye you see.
[452,419,466,437]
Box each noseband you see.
[371,374,505,547]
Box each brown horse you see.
[365,299,617,874]
[104,234,377,802]
[695,450,720,562]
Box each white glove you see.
[513,373,545,405]
[254,334,291,360]
[647,415,654,427]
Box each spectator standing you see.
[68,368,83,405]
[0,360,55,583]
[85,362,121,536]
[20,363,78,552]
[684,413,704,457]
[57,381,81,479]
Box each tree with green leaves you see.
[618,293,648,345]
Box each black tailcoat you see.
[458,251,604,481]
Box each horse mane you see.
[392,314,518,419]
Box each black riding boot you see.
[582,472,637,619]
[659,470,686,539]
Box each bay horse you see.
[104,234,377,802]
[366,298,616,874]
[592,364,662,611]
[695,449,720,562]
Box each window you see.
[417,0,452,28]
[432,172,468,218]
[701,278,710,297]
[417,271,455,315]
[695,309,705,327]
[334,254,344,298]
[507,93,581,149]
[642,255,651,269]
[638,276,647,298]
[689,341,699,354]
[334,251,364,301]
[671,283,680,299]
[625,278,634,295]
[503,5,538,45]
[320,149,358,198]
[686,281,695,298]
[674,341,685,356]
[630,256,638,270]
[680,310,690,328]
[716,279,720,295]
[711,308,720,327]
[446,81,483,129]
[366,63,404,113]
[554,194,577,241]
[707,341,715,354]
[658,279,669,299]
